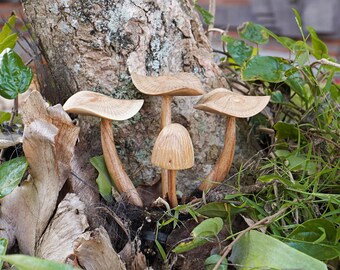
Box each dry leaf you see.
[0,132,23,149]
[74,226,126,270]
[36,193,89,262]
[0,91,79,254]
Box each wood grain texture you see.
[131,72,204,96]
[151,123,194,170]
[199,117,236,191]
[63,91,144,121]
[195,88,270,118]
[101,118,143,207]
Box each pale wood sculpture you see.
[151,123,194,207]
[195,88,270,191]
[131,73,203,199]
[63,91,144,207]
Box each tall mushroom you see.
[131,72,204,199]
[194,88,270,191]
[63,91,144,207]
[151,123,194,208]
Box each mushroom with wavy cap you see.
[194,88,270,191]
[63,91,144,207]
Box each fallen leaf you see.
[0,91,79,254]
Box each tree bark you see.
[22,0,258,195]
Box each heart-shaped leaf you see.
[0,156,28,198]
[241,56,287,82]
[221,36,253,66]
[172,217,223,253]
[238,21,269,44]
[204,254,228,270]
[0,48,33,99]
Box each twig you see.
[212,207,289,270]
[207,0,216,42]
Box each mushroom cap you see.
[63,91,144,121]
[131,72,204,96]
[194,88,270,118]
[151,123,194,170]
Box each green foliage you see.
[0,238,7,269]
[285,219,340,260]
[90,155,114,202]
[0,255,78,270]
[237,21,269,44]
[241,56,287,82]
[197,201,245,218]
[0,156,28,198]
[172,217,223,253]
[194,2,214,26]
[185,9,340,266]
[221,36,253,66]
[0,14,18,53]
[0,48,33,99]
[204,254,228,270]
[229,230,327,270]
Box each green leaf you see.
[238,21,269,44]
[172,217,223,253]
[274,122,299,141]
[0,111,11,123]
[286,219,340,260]
[270,91,284,103]
[0,156,28,198]
[262,28,296,51]
[0,33,18,53]
[230,230,327,270]
[258,174,305,190]
[285,71,307,101]
[155,239,167,261]
[242,56,287,82]
[307,26,329,59]
[194,4,214,25]
[204,254,228,270]
[221,36,253,66]
[0,255,77,270]
[295,51,310,67]
[197,202,244,218]
[0,48,33,99]
[0,238,8,269]
[292,8,302,29]
[90,155,114,202]
[0,15,16,43]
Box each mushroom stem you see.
[168,170,178,208]
[161,95,172,128]
[160,95,172,198]
[101,118,143,207]
[199,116,236,191]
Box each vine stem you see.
[212,206,289,270]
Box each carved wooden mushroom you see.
[63,91,144,207]
[194,88,270,191]
[131,72,204,199]
[151,123,194,208]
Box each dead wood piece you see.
[74,226,126,270]
[0,91,79,254]
[36,193,89,262]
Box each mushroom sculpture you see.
[151,123,194,207]
[131,72,204,199]
[63,91,144,207]
[194,88,270,191]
